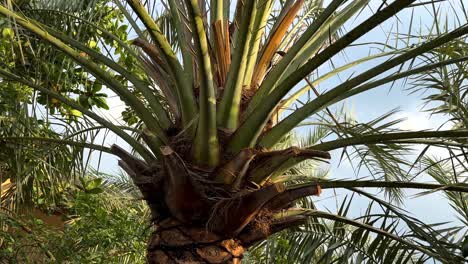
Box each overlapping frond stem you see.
[0,5,167,153]
[301,180,468,193]
[245,0,350,113]
[184,0,219,167]
[250,0,305,88]
[256,130,468,184]
[279,50,404,113]
[217,0,257,129]
[311,130,468,152]
[260,24,468,147]
[329,56,468,105]
[42,25,172,129]
[166,0,194,85]
[228,0,416,153]
[127,0,197,127]
[2,137,112,154]
[0,68,155,161]
[241,0,274,87]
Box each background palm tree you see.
[0,0,467,263]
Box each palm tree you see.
[0,0,467,263]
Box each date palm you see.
[0,0,468,263]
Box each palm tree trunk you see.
[147,219,244,264]
[110,145,322,263]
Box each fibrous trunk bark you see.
[110,145,325,264]
[147,219,244,264]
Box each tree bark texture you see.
[110,145,325,264]
[147,219,244,264]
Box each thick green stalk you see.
[44,26,172,129]
[382,139,467,148]
[280,50,402,111]
[250,0,306,87]
[167,0,193,84]
[268,134,468,184]
[306,180,468,193]
[33,9,140,60]
[210,0,223,28]
[217,0,257,129]
[113,0,145,38]
[231,0,244,39]
[280,56,468,126]
[260,25,468,148]
[0,5,169,144]
[330,56,468,105]
[0,68,155,161]
[278,0,369,84]
[2,137,113,154]
[242,0,274,86]
[310,130,468,152]
[246,0,346,113]
[63,126,141,140]
[228,0,416,153]
[127,0,197,127]
[223,0,229,20]
[250,147,330,185]
[185,0,219,167]
[266,0,294,37]
[286,57,468,122]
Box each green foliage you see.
[0,178,149,264]
[245,235,292,264]
[53,190,148,263]
[0,109,80,207]
[0,0,138,119]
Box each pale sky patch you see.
[396,110,434,131]
[95,93,127,123]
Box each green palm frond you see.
[0,0,467,262]
[421,156,468,226]
[248,199,428,263]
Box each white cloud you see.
[394,107,455,159]
[396,111,434,131]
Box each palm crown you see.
[0,0,467,263]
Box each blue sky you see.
[86,0,466,230]
[306,1,465,224]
